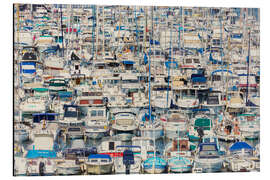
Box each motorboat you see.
[193,143,224,173]
[84,106,109,139]
[84,154,113,175]
[162,110,189,139]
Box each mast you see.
[246,29,251,105]
[167,7,172,108]
[102,6,105,55]
[95,5,99,59]
[60,4,64,57]
[91,5,96,58]
[148,7,152,122]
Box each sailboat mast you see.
[167,7,172,108]
[148,7,152,122]
[60,4,64,56]
[95,5,99,59]
[246,29,251,105]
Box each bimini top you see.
[26,150,57,159]
[229,142,254,152]
[88,154,112,160]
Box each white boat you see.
[111,111,139,141]
[131,137,156,161]
[162,110,189,139]
[19,96,47,123]
[235,113,260,139]
[58,105,84,128]
[24,129,57,176]
[84,106,109,139]
[84,154,113,175]
[176,89,199,110]
[226,91,245,113]
[138,110,163,140]
[193,143,224,173]
[114,145,142,174]
[226,142,259,172]
[14,123,30,142]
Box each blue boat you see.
[143,156,167,174]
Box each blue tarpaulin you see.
[122,60,135,65]
[88,154,111,159]
[229,142,254,151]
[26,150,57,159]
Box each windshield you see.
[207,96,219,105]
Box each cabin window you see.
[109,142,115,150]
[68,128,81,132]
[207,96,219,105]
[212,75,221,81]
[97,110,104,116]
[193,59,200,64]
[91,159,98,163]
[91,110,97,117]
[101,159,108,163]
[75,65,79,70]
[186,59,192,64]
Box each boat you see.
[19,96,47,124]
[58,105,84,128]
[138,111,163,140]
[84,154,113,175]
[175,89,200,111]
[162,110,189,139]
[24,127,58,176]
[164,138,195,173]
[193,143,224,173]
[114,145,142,174]
[226,91,245,113]
[235,113,260,140]
[188,111,214,142]
[131,137,156,161]
[143,156,167,174]
[226,142,259,172]
[14,123,30,142]
[84,106,109,139]
[111,111,139,141]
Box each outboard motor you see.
[123,149,135,174]
[197,127,204,143]
[39,161,45,176]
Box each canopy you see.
[32,113,59,122]
[211,69,233,76]
[121,60,135,65]
[58,91,73,98]
[88,154,111,159]
[194,118,212,130]
[32,88,48,92]
[229,142,253,151]
[26,150,57,159]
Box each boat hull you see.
[85,164,113,175]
